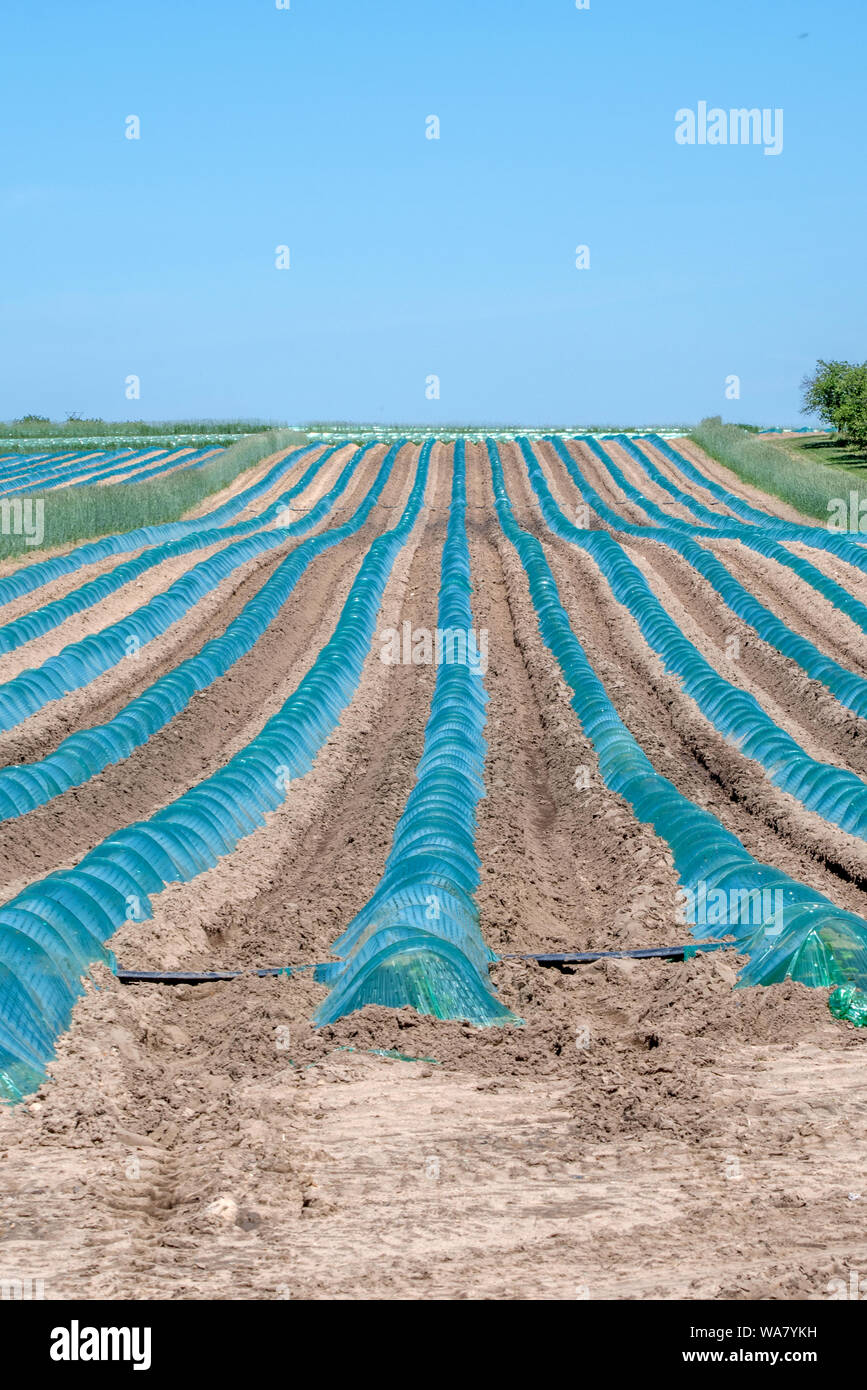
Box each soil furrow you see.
[0,444,355,685]
[620,537,867,776]
[0,446,412,898]
[0,445,384,768]
[466,442,681,955]
[0,443,864,1304]
[542,437,867,697]
[501,442,867,907]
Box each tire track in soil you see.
[2,931,866,1299]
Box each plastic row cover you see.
[314,440,516,1027]
[0,444,349,659]
[2,450,110,488]
[0,442,398,821]
[558,435,867,640]
[0,448,216,496]
[646,434,867,559]
[0,444,372,733]
[0,449,159,493]
[63,448,220,492]
[488,440,867,1024]
[0,441,323,607]
[0,440,427,1102]
[0,451,80,474]
[552,437,867,709]
[0,443,344,658]
[604,436,762,528]
[550,436,867,708]
[521,439,867,839]
[600,436,867,632]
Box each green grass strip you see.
[688,419,867,523]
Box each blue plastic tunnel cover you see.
[0,439,430,1102]
[488,437,867,1030]
[314,438,517,1028]
[0,442,394,818]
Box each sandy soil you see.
[0,440,865,1302]
[0,444,356,686]
[0,445,414,900]
[541,444,867,768]
[0,445,369,770]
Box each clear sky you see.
[1,0,864,427]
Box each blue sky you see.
[1,0,864,426]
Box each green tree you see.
[801,359,867,451]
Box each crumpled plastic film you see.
[829,984,867,1027]
[314,440,516,1027]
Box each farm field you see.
[0,446,224,494]
[1,432,866,1301]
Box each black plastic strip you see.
[502,942,727,965]
[115,942,728,985]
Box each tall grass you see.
[0,429,307,562]
[0,436,269,454]
[688,418,866,521]
[0,417,289,440]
